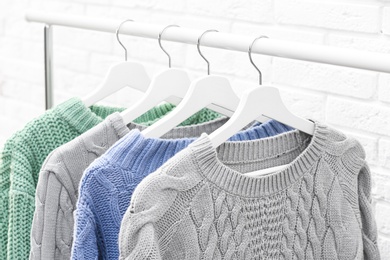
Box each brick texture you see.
[0,0,389,257]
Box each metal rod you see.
[27,10,390,74]
[44,24,53,110]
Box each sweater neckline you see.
[107,112,294,142]
[106,119,294,169]
[190,121,329,198]
[55,98,106,134]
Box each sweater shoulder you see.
[130,148,203,214]
[0,129,24,177]
[35,147,77,204]
[323,126,366,174]
[1,133,16,155]
[321,127,367,211]
[77,155,114,194]
[9,111,75,173]
[0,136,16,182]
[119,149,206,259]
[45,119,120,183]
[13,109,63,140]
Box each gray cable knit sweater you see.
[119,122,380,260]
[29,111,228,260]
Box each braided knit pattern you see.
[25,101,221,260]
[0,99,123,259]
[0,98,125,260]
[72,120,291,260]
[119,123,380,260]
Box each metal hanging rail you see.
[25,10,390,109]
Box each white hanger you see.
[142,30,269,138]
[208,36,315,148]
[82,19,151,107]
[120,25,191,124]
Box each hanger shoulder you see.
[153,68,190,87]
[142,75,240,138]
[209,86,315,148]
[82,62,151,107]
[151,69,191,105]
[208,87,262,147]
[261,87,315,135]
[191,75,240,111]
[120,68,191,124]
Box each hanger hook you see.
[248,35,269,85]
[116,19,134,61]
[197,29,218,75]
[158,25,180,68]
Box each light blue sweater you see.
[71,120,293,259]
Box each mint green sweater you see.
[0,98,221,260]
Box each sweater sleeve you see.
[8,191,35,259]
[0,139,14,259]
[358,163,380,260]
[71,191,99,260]
[339,139,381,260]
[120,221,162,260]
[119,152,203,259]
[7,142,36,260]
[118,172,167,260]
[30,166,74,259]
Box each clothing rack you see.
[25,10,390,110]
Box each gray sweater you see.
[29,112,228,260]
[119,122,380,260]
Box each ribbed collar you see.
[190,121,329,198]
[105,119,294,170]
[132,103,176,126]
[53,98,181,135]
[106,129,193,170]
[55,98,107,134]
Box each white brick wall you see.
[1,0,390,257]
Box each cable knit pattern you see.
[0,96,221,260]
[1,98,126,260]
[119,122,380,260]
[71,120,292,260]
[28,106,223,260]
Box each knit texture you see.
[0,97,221,260]
[1,98,122,260]
[71,120,292,260]
[30,112,227,260]
[119,122,380,260]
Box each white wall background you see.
[1,0,390,257]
